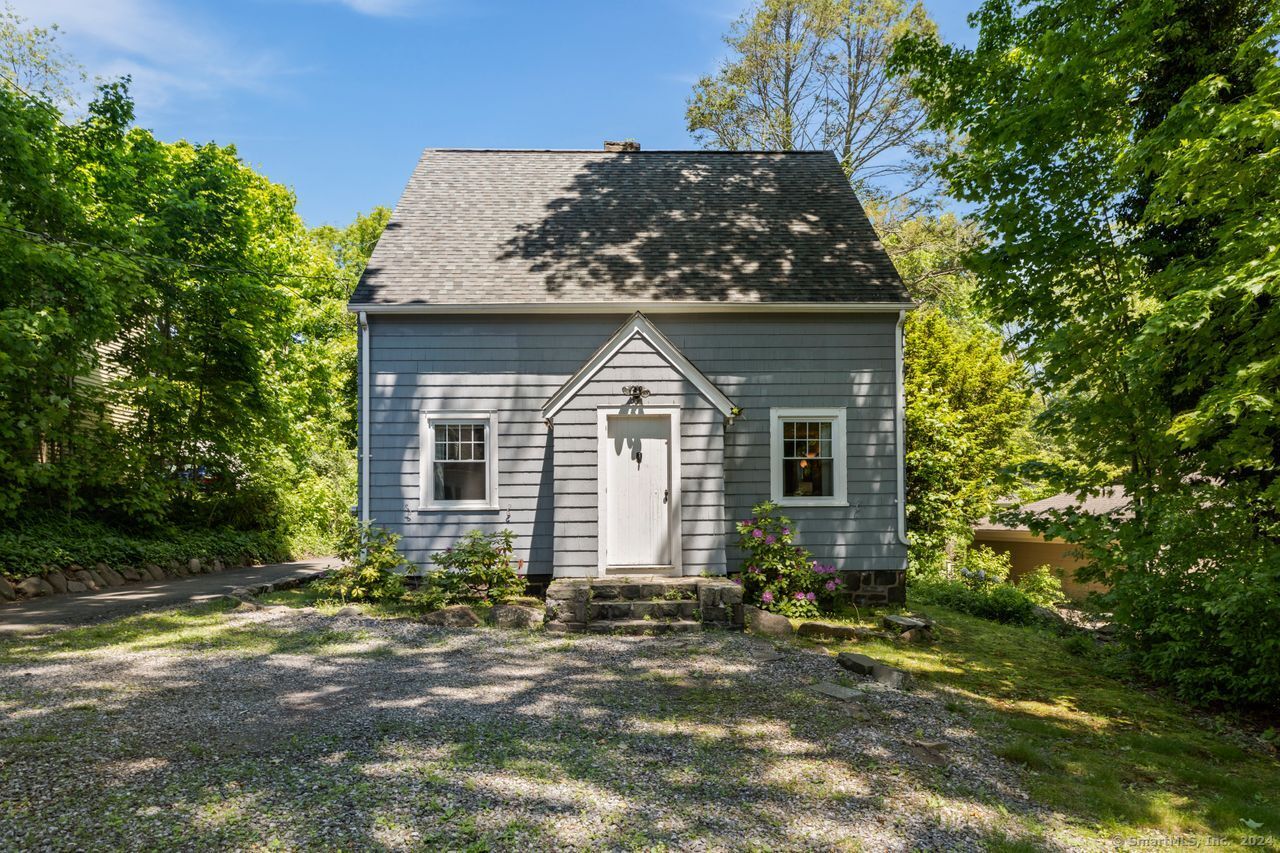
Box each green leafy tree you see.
[904,307,1033,573]
[894,0,1280,703]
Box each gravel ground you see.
[1,604,1070,851]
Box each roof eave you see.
[346,300,918,315]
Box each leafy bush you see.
[0,517,289,580]
[1016,565,1066,608]
[737,501,843,618]
[312,522,409,603]
[911,576,1038,625]
[427,529,526,605]
[957,545,1012,588]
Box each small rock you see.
[0,575,15,601]
[66,581,88,593]
[487,604,545,630]
[870,664,911,689]
[86,569,107,588]
[744,605,793,637]
[335,606,360,617]
[145,564,166,581]
[70,570,98,591]
[17,576,55,598]
[810,681,863,701]
[188,558,202,574]
[905,740,949,766]
[836,652,880,675]
[421,605,482,628]
[229,587,252,599]
[44,571,69,594]
[897,628,932,644]
[212,558,225,572]
[796,621,862,641]
[882,614,928,633]
[136,806,162,817]
[97,565,126,587]
[120,567,142,582]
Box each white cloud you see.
[5,0,291,116]
[318,0,422,15]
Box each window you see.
[769,408,847,507]
[420,411,499,510]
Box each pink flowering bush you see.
[736,501,843,618]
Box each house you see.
[347,143,914,604]
[972,488,1128,600]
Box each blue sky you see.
[13,0,981,227]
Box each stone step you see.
[585,619,703,635]
[588,600,699,621]
[587,578,701,602]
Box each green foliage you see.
[0,517,287,580]
[736,501,843,617]
[427,529,527,605]
[956,545,1011,587]
[312,523,408,604]
[894,0,1280,705]
[911,575,1037,625]
[1016,566,1066,609]
[905,308,1035,573]
[0,12,385,555]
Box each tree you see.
[686,0,940,208]
[894,0,1280,703]
[904,307,1034,573]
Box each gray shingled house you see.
[348,144,913,604]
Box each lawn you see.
[1,591,1277,851]
[797,605,1280,848]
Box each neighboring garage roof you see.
[975,488,1131,534]
[349,148,913,309]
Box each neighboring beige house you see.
[972,489,1128,601]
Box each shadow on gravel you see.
[0,609,1047,850]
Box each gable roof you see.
[542,313,736,421]
[350,148,912,310]
[975,488,1131,534]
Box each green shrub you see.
[737,501,843,618]
[958,545,1012,588]
[427,529,526,605]
[0,517,289,580]
[1016,565,1066,608]
[912,576,1038,625]
[312,522,408,603]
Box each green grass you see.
[803,603,1280,845]
[0,598,381,664]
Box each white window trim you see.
[419,410,500,511]
[769,407,848,508]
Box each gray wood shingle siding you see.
[363,312,904,576]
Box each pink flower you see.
[795,591,806,600]
[806,592,816,601]
[825,580,837,591]
[752,529,764,539]
[761,590,774,603]
[765,535,776,545]
[782,527,790,536]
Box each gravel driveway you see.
[0,603,1060,851]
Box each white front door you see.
[604,414,673,568]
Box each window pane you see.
[782,457,833,498]
[434,461,486,501]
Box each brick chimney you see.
[603,140,641,152]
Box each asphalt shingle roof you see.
[349,149,912,307]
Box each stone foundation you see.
[0,556,265,603]
[841,569,906,606]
